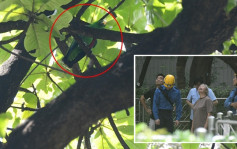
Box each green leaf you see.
[12,117,21,128]
[49,8,73,33]
[225,0,237,13]
[23,93,37,107]
[181,143,200,149]
[36,0,72,13]
[0,112,13,138]
[24,23,51,57]
[0,0,28,22]
[117,125,134,135]
[0,43,13,65]
[19,0,33,11]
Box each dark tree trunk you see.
[217,56,237,74]
[176,57,188,89]
[189,57,213,87]
[137,56,152,88]
[0,37,35,113]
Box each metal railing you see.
[136,98,228,130]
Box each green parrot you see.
[62,20,106,68]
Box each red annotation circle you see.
[49,4,123,78]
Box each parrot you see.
[62,20,106,68]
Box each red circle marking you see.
[49,4,123,78]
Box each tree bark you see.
[217,56,237,73]
[3,51,134,149]
[189,57,213,87]
[176,57,188,89]
[0,37,35,113]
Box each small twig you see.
[84,128,91,149]
[99,0,125,21]
[124,108,130,116]
[88,123,101,135]
[95,54,113,63]
[76,0,95,20]
[18,87,33,93]
[0,45,66,74]
[108,114,129,149]
[20,48,59,86]
[46,72,64,93]
[0,32,24,45]
[76,135,84,149]
[10,105,39,112]
[7,128,14,131]
[32,84,41,108]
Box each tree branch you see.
[108,115,129,149]
[0,45,66,73]
[32,84,41,109]
[76,135,83,149]
[46,72,64,93]
[76,0,95,20]
[0,37,35,113]
[4,49,134,149]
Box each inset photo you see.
[134,55,237,143]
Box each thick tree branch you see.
[0,21,26,33]
[0,37,35,113]
[3,49,134,149]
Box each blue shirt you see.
[224,88,237,114]
[187,88,216,120]
[153,85,182,121]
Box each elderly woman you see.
[191,84,213,132]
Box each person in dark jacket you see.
[139,73,165,130]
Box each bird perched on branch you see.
[62,20,106,68]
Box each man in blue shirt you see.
[224,73,237,114]
[153,74,182,133]
[186,77,218,130]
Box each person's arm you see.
[153,89,160,125]
[224,88,237,109]
[205,98,213,129]
[204,113,212,129]
[186,100,194,109]
[208,88,218,105]
[186,89,194,109]
[139,95,152,115]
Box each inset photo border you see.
[134,55,237,143]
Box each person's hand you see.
[146,108,152,115]
[175,120,179,126]
[231,102,237,109]
[155,119,160,125]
